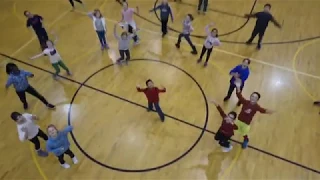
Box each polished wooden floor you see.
[1,0,320,179]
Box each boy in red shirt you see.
[211,100,238,152]
[137,79,166,122]
[234,80,273,149]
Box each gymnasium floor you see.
[1,0,320,179]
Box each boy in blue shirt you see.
[224,58,250,106]
[150,0,174,37]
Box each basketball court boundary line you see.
[1,53,320,174]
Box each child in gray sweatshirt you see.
[114,24,134,64]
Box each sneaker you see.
[61,163,70,169]
[223,97,229,102]
[314,101,320,105]
[67,71,72,76]
[175,43,180,49]
[162,33,167,38]
[191,50,198,55]
[52,74,58,80]
[204,62,208,67]
[245,41,252,45]
[147,108,152,112]
[105,44,110,49]
[37,149,49,157]
[47,104,56,110]
[134,41,140,45]
[72,157,79,164]
[160,117,165,122]
[256,44,261,50]
[242,139,249,149]
[197,59,202,63]
[23,103,29,110]
[222,145,233,152]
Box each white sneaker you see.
[61,163,70,169]
[222,145,233,152]
[72,157,78,164]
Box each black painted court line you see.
[116,0,320,44]
[1,52,320,174]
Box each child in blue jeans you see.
[46,125,78,169]
[136,79,166,122]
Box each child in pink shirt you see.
[120,2,140,45]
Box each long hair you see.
[93,9,103,18]
[6,63,18,75]
[211,28,219,37]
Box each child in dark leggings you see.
[5,63,55,110]
[24,11,48,50]
[46,125,78,169]
[197,23,221,67]
[114,24,134,64]
[30,33,72,80]
[11,112,49,157]
[175,14,197,55]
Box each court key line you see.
[96,15,320,81]
[292,39,320,101]
[1,53,320,175]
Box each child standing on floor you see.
[114,24,134,64]
[11,112,49,157]
[29,33,72,80]
[120,1,140,45]
[87,9,109,50]
[210,100,238,152]
[175,14,197,55]
[197,23,221,67]
[5,63,55,110]
[136,79,166,122]
[46,125,78,169]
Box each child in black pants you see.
[211,100,238,152]
[175,14,197,55]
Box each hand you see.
[267,110,275,114]
[233,73,240,78]
[29,74,34,78]
[136,84,140,88]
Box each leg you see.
[69,0,75,7]
[257,29,266,49]
[197,0,203,11]
[35,31,46,50]
[198,46,207,63]
[57,61,71,74]
[161,18,168,36]
[175,33,184,48]
[154,103,165,121]
[52,62,61,78]
[203,47,213,66]
[36,129,48,141]
[214,130,223,141]
[203,0,208,12]
[147,102,154,111]
[224,82,236,101]
[118,50,125,61]
[16,90,28,109]
[101,31,109,48]
[235,120,251,149]
[184,34,197,54]
[124,50,130,61]
[29,135,48,157]
[96,31,105,48]
[64,149,78,164]
[246,26,259,44]
[25,85,55,109]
